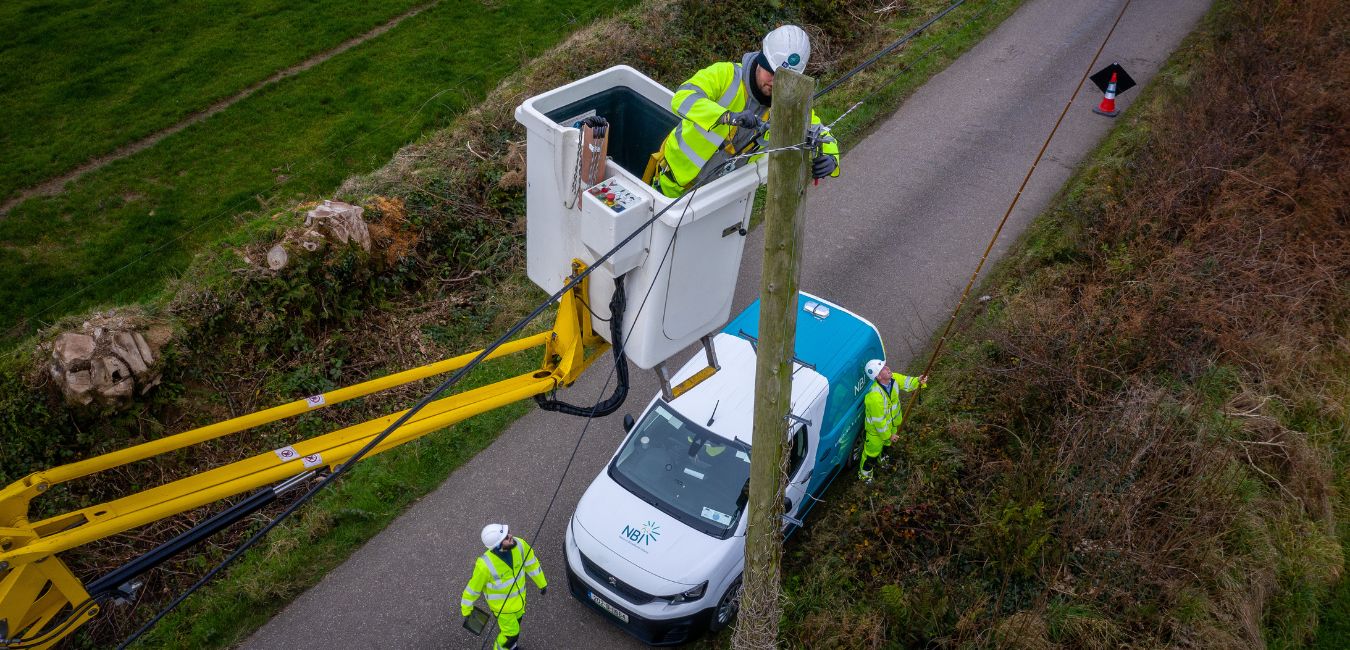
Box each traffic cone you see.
[1093,71,1120,117]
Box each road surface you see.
[243,0,1211,647]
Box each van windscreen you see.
[608,402,750,538]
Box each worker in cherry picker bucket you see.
[651,25,842,198]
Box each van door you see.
[783,424,816,530]
[786,386,829,528]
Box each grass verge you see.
[778,0,1349,645]
[0,0,424,200]
[0,0,636,341]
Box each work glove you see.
[812,153,838,179]
[719,109,764,130]
[540,586,548,596]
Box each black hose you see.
[534,277,628,417]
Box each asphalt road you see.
[243,0,1211,647]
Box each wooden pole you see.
[733,67,813,650]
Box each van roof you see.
[721,291,881,386]
[665,334,826,446]
[663,293,878,447]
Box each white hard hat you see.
[763,25,811,73]
[481,523,509,549]
[864,359,885,380]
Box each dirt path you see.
[0,2,439,216]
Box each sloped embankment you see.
[781,0,1349,646]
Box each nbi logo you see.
[621,520,661,545]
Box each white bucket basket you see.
[515,65,764,370]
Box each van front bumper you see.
[565,562,713,646]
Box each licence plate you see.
[589,591,629,623]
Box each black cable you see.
[575,292,611,322]
[477,162,709,650]
[0,597,104,650]
[814,0,970,100]
[115,134,746,650]
[534,278,628,417]
[111,5,903,640]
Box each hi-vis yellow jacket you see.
[658,51,840,197]
[864,374,926,441]
[460,538,547,616]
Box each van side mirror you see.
[783,498,794,514]
[623,414,635,432]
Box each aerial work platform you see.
[516,65,766,370]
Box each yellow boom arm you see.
[0,271,607,648]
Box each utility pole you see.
[734,67,814,649]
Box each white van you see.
[564,293,884,644]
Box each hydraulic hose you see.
[534,277,628,417]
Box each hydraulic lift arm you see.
[0,269,608,649]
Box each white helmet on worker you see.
[481,523,509,549]
[864,359,885,380]
[762,25,811,73]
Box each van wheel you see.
[708,576,742,632]
[846,429,864,469]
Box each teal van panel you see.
[722,293,883,397]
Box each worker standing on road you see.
[650,24,842,198]
[461,523,548,650]
[858,359,927,483]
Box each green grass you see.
[0,0,635,341]
[1316,546,1350,648]
[0,0,425,199]
[1313,364,1350,647]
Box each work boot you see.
[859,468,874,484]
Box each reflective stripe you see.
[689,120,725,148]
[461,598,476,607]
[463,588,481,597]
[481,554,501,581]
[719,64,742,107]
[486,585,527,601]
[677,88,706,116]
[673,129,708,166]
[527,569,542,577]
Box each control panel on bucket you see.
[587,177,643,213]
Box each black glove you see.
[539,586,548,596]
[812,154,838,179]
[720,109,763,130]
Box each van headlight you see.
[663,581,708,604]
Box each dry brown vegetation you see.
[782,0,1349,646]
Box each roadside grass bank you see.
[0,0,424,202]
[778,0,1349,646]
[0,2,1030,647]
[0,0,635,340]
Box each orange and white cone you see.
[1093,71,1120,117]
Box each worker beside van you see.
[651,25,842,198]
[461,523,548,650]
[858,359,927,483]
